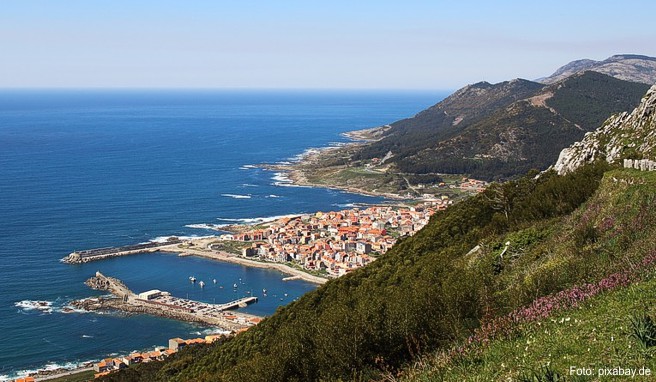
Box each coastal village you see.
[219,199,456,277]
[91,334,225,379]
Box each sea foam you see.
[216,214,301,225]
[149,235,218,243]
[14,300,53,314]
[221,193,252,199]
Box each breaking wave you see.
[149,235,218,243]
[14,300,54,314]
[221,193,252,199]
[216,214,300,225]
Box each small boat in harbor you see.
[213,279,217,284]
[189,276,196,283]
[233,283,238,289]
[199,281,205,288]
[262,288,267,294]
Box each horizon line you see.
[0,86,456,93]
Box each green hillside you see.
[99,162,656,382]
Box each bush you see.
[630,313,656,349]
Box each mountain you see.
[352,71,649,180]
[539,54,656,85]
[554,84,656,174]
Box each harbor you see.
[73,272,263,331]
[62,236,330,284]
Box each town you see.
[217,199,454,277]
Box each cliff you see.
[554,84,656,174]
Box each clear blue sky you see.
[2,0,655,89]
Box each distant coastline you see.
[261,126,413,200]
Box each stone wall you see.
[623,159,656,171]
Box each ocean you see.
[0,89,447,379]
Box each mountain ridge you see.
[540,54,656,85]
[351,71,649,180]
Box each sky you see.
[2,0,656,90]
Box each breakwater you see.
[76,272,262,331]
[62,239,182,264]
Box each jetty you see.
[216,296,259,310]
[62,238,182,264]
[76,272,262,331]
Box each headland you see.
[262,127,487,201]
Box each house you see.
[241,247,258,257]
[168,337,186,351]
[94,359,113,373]
[356,242,372,254]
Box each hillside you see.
[555,84,656,174]
[99,154,656,381]
[344,71,649,180]
[540,54,656,85]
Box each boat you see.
[233,283,238,288]
[199,281,205,288]
[262,288,267,294]
[189,276,196,283]
[213,279,217,284]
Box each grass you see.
[208,240,254,255]
[404,272,656,381]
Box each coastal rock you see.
[553,84,656,174]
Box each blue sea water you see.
[0,89,447,378]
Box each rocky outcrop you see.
[541,55,656,85]
[85,271,133,297]
[554,84,656,174]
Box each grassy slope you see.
[404,274,656,381]
[99,166,656,381]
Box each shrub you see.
[629,313,656,349]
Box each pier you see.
[216,296,258,311]
[77,272,262,331]
[62,238,182,264]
